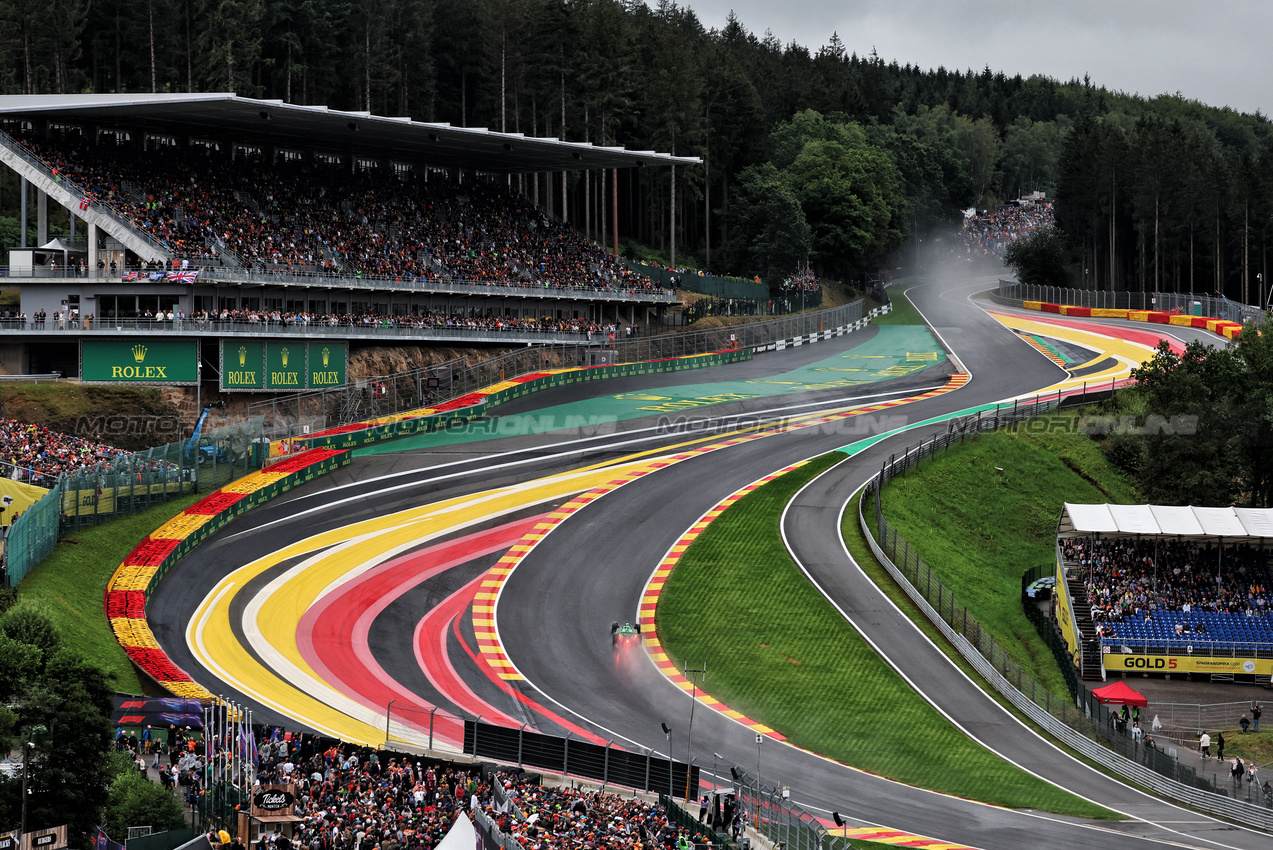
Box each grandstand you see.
[1054,503,1273,684]
[0,94,696,380]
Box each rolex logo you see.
[281,347,289,367]
[322,347,330,367]
[132,344,147,362]
[238,346,247,367]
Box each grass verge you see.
[872,287,926,325]
[656,452,1114,817]
[877,423,1138,696]
[18,493,202,693]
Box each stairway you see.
[1066,576,1105,680]
[0,130,172,261]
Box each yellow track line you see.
[187,392,968,741]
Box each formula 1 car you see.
[611,621,641,646]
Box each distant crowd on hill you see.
[17,131,661,294]
[958,200,1053,259]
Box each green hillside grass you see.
[17,494,201,693]
[656,453,1114,817]
[873,423,1139,695]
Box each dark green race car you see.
[611,621,641,646]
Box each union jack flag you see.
[122,271,139,281]
[166,270,200,282]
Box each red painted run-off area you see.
[295,517,607,746]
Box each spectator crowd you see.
[958,200,1053,259]
[0,417,129,486]
[17,131,661,295]
[779,268,818,294]
[151,724,724,850]
[1064,536,1273,624]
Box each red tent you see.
[1092,681,1148,706]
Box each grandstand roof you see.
[1061,503,1273,539]
[0,94,701,174]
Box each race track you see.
[148,271,1265,850]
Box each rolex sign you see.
[81,340,198,385]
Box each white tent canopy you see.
[1061,503,1273,539]
[435,811,476,850]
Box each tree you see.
[0,600,61,663]
[104,753,185,840]
[721,162,810,285]
[1101,339,1243,505]
[777,116,908,275]
[1003,227,1070,287]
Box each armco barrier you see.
[105,448,351,699]
[859,417,1273,829]
[278,348,754,455]
[1000,280,1255,340]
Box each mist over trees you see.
[1,0,1271,292]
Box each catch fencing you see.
[3,416,265,586]
[860,394,1273,826]
[463,719,700,799]
[996,279,1263,326]
[249,299,867,439]
[731,766,850,850]
[620,260,770,301]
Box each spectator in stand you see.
[0,418,129,486]
[1067,536,1273,624]
[177,307,617,337]
[18,130,663,296]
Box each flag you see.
[166,270,199,283]
[147,271,164,281]
[122,271,139,281]
[80,196,91,211]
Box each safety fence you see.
[860,394,1273,827]
[4,416,266,587]
[731,766,850,850]
[250,298,867,442]
[272,348,752,455]
[1020,564,1081,704]
[462,719,700,799]
[620,260,770,301]
[996,279,1264,326]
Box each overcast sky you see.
[668,0,1271,118]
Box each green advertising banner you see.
[265,342,306,390]
[81,339,198,385]
[307,342,347,388]
[220,340,265,391]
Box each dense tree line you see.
[1100,319,1273,508]
[1,0,1271,291]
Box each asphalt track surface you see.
[148,272,1263,850]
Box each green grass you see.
[18,493,202,693]
[876,422,1140,698]
[657,453,1115,817]
[872,287,926,325]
